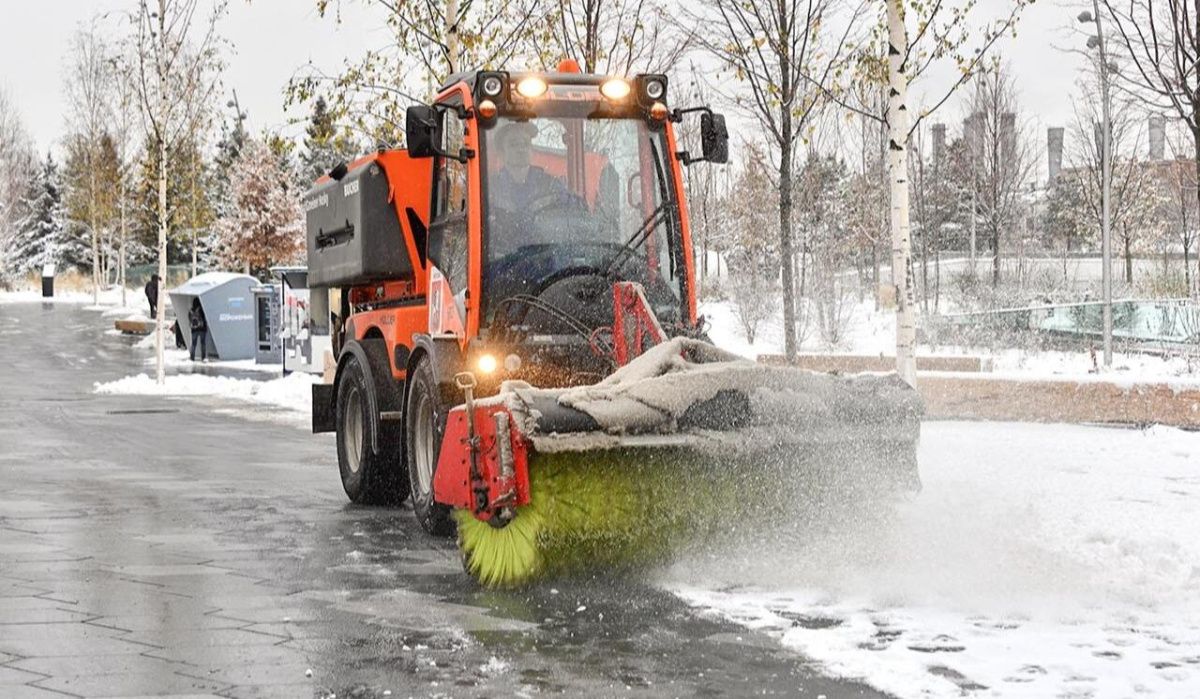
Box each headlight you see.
[644,78,665,100]
[481,75,504,97]
[600,78,631,101]
[516,76,548,98]
[476,354,498,374]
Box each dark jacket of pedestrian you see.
[144,274,160,319]
[189,299,209,361]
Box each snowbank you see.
[95,371,317,413]
[0,286,146,309]
[668,421,1200,698]
[0,289,96,305]
[149,348,281,374]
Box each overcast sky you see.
[0,0,1087,160]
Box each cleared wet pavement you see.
[0,301,885,698]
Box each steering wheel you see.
[494,190,589,232]
[488,244,681,334]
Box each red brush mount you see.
[612,282,666,366]
[432,281,667,522]
[432,401,531,522]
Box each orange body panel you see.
[376,151,434,294]
[347,303,429,380]
[663,121,698,326]
[334,151,434,380]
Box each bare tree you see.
[288,0,549,142]
[1065,70,1154,286]
[132,0,225,384]
[963,63,1037,289]
[805,0,1031,383]
[690,0,864,361]
[108,50,141,307]
[64,26,114,305]
[1100,0,1200,295]
[797,152,854,348]
[1162,128,1199,295]
[723,147,782,345]
[1043,161,1093,279]
[549,0,690,74]
[839,87,889,301]
[910,121,959,313]
[0,89,35,285]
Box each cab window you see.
[429,105,469,295]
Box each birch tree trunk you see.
[445,0,460,73]
[887,0,917,386]
[91,150,100,305]
[156,130,167,385]
[154,1,168,386]
[120,187,127,307]
[191,149,198,277]
[779,111,798,361]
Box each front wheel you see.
[405,358,455,535]
[336,350,408,505]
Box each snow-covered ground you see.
[95,371,318,419]
[12,284,1200,696]
[0,288,117,305]
[702,298,1200,385]
[666,421,1200,698]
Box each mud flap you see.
[312,383,336,433]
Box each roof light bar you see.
[516,76,548,98]
[600,78,632,101]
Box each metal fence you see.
[938,299,1200,353]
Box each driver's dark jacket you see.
[490,166,566,213]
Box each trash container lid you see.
[42,264,56,277]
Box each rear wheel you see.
[405,358,455,535]
[336,350,408,505]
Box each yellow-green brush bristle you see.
[455,446,759,589]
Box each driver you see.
[490,121,567,215]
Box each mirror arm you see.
[431,102,472,121]
[675,150,708,167]
[670,105,713,123]
[433,147,474,164]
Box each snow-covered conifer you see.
[11,154,83,275]
[301,97,358,187]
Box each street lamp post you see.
[1080,4,1114,368]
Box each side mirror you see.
[700,113,729,164]
[405,105,440,158]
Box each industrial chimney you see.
[932,123,947,165]
[1001,112,1016,161]
[1149,114,1165,160]
[1047,127,1064,183]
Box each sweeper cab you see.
[305,61,923,587]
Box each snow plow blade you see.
[434,338,923,588]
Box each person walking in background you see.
[144,274,160,319]
[188,298,209,362]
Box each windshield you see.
[480,112,683,330]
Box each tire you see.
[336,350,408,505]
[405,357,455,535]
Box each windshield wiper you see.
[602,201,670,278]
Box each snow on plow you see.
[434,338,925,588]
